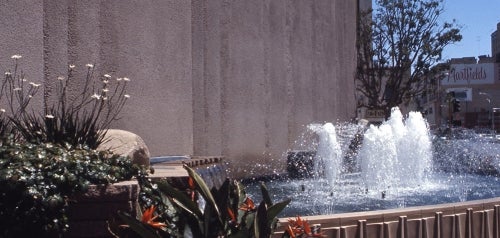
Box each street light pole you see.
[493,108,499,134]
[479,92,492,131]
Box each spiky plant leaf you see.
[260,182,273,206]
[156,180,203,219]
[266,199,291,228]
[183,165,223,225]
[117,211,160,238]
[255,201,271,238]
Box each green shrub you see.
[0,137,140,237]
[0,55,138,237]
[113,165,290,238]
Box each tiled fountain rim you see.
[279,196,500,225]
[276,197,500,235]
[150,155,224,166]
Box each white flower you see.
[69,64,76,69]
[124,94,130,98]
[0,109,5,113]
[102,88,109,92]
[104,74,111,78]
[29,82,41,87]
[123,77,130,82]
[13,87,21,91]
[91,94,101,100]
[57,76,64,81]
[86,63,94,68]
[21,78,27,82]
[11,55,22,59]
[116,78,123,81]
[102,80,109,84]
[102,96,108,101]
[45,114,55,119]
[4,72,11,76]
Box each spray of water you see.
[245,107,500,217]
[308,123,343,184]
[310,107,432,193]
[358,108,432,192]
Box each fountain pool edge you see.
[273,196,500,237]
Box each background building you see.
[492,22,500,62]
[423,57,500,132]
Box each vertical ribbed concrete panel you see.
[0,1,44,110]
[93,1,194,156]
[41,1,195,155]
[47,1,193,155]
[191,0,358,176]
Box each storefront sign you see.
[366,109,385,118]
[441,63,495,86]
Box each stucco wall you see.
[0,0,357,177]
[42,0,194,155]
[192,0,358,176]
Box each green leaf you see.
[183,165,223,225]
[231,228,253,238]
[260,182,273,206]
[254,201,270,238]
[156,180,203,219]
[214,179,231,222]
[117,211,160,238]
[266,199,291,227]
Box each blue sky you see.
[440,0,500,60]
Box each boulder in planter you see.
[98,129,150,167]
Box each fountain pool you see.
[245,171,500,217]
[244,108,500,218]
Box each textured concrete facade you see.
[191,0,358,176]
[0,0,357,176]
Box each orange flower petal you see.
[303,220,312,234]
[227,207,236,222]
[286,225,297,238]
[188,177,195,189]
[141,206,155,223]
[148,221,167,229]
[239,197,256,211]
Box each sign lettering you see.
[366,109,385,118]
[441,63,495,85]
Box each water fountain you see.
[245,107,500,220]
[358,108,432,192]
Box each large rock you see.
[97,129,150,167]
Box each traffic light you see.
[452,99,461,112]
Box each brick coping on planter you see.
[66,180,140,238]
[273,197,500,238]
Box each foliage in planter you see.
[114,165,291,238]
[2,56,130,149]
[0,54,137,237]
[0,137,141,237]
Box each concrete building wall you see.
[192,0,358,176]
[1,0,357,177]
[42,0,195,155]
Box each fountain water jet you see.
[308,123,342,185]
[358,107,432,191]
[245,107,500,218]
